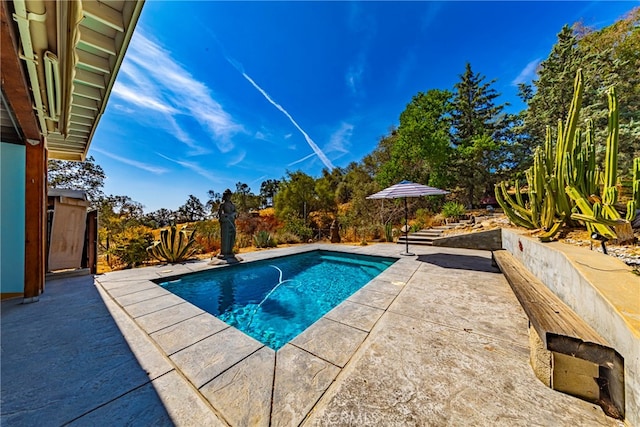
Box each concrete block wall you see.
[501,228,639,426]
[431,228,502,251]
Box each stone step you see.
[411,230,443,237]
[397,222,472,246]
[397,238,433,246]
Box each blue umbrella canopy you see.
[367,181,449,256]
[366,180,449,199]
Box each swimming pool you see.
[157,250,396,350]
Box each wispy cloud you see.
[255,131,268,141]
[284,133,293,139]
[345,4,375,97]
[93,147,168,174]
[227,150,247,167]
[227,59,335,170]
[113,30,243,155]
[156,153,219,182]
[346,58,364,95]
[512,58,542,85]
[326,122,353,156]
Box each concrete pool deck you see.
[1,243,622,426]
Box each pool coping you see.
[95,243,417,426]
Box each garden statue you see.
[330,219,341,243]
[217,189,237,259]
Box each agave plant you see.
[253,230,276,248]
[147,224,198,263]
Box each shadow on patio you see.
[1,275,172,425]
[416,252,501,273]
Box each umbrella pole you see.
[402,197,414,256]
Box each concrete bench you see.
[492,249,624,420]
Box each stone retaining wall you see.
[431,228,502,251]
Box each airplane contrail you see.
[228,60,334,170]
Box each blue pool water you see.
[157,250,396,350]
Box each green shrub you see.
[254,230,276,248]
[283,216,313,241]
[275,231,302,244]
[194,220,220,253]
[106,225,153,269]
[384,222,393,242]
[234,233,253,249]
[441,201,466,219]
[111,236,152,268]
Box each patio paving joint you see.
[288,342,342,370]
[62,374,165,425]
[197,345,268,392]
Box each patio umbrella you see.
[367,180,449,256]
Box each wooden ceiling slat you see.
[78,26,117,55]
[74,69,106,89]
[82,0,124,32]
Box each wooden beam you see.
[1,1,41,141]
[46,151,83,161]
[24,142,46,300]
[492,249,625,420]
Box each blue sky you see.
[90,1,637,213]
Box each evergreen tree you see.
[206,190,222,216]
[577,8,640,174]
[451,63,507,206]
[360,129,397,186]
[143,208,174,228]
[377,89,453,188]
[177,195,206,222]
[524,25,584,146]
[274,171,317,221]
[259,179,280,207]
[47,155,106,204]
[524,12,639,176]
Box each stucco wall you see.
[1,142,25,295]
[501,228,639,426]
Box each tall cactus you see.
[566,86,629,240]
[496,69,638,241]
[496,69,585,240]
[627,158,640,222]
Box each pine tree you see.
[578,8,640,175]
[451,63,507,207]
[524,11,639,177]
[524,25,584,146]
